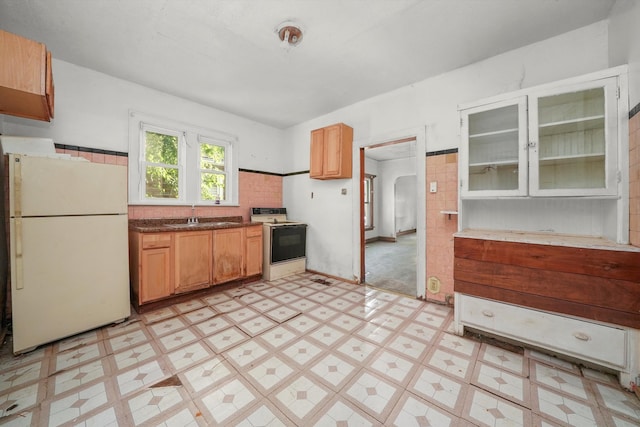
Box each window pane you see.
[201,171,226,201]
[364,175,374,229]
[146,166,179,199]
[145,131,178,165]
[537,87,606,190]
[363,178,370,203]
[201,143,225,171]
[468,104,519,191]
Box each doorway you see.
[360,137,418,296]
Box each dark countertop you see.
[129,216,263,233]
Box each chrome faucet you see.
[188,205,199,224]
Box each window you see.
[199,137,229,202]
[129,111,238,205]
[364,174,375,230]
[142,125,182,199]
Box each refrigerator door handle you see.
[12,155,22,218]
[14,218,23,290]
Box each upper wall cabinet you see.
[0,30,55,122]
[310,123,353,179]
[460,73,621,198]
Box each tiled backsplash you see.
[425,151,458,304]
[54,147,283,221]
[128,172,282,221]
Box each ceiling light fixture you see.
[276,21,303,49]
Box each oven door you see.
[271,224,307,264]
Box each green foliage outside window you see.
[200,142,226,201]
[145,130,179,199]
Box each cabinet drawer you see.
[459,295,627,369]
[245,226,263,238]
[142,233,172,249]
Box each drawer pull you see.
[573,332,590,341]
[481,310,494,318]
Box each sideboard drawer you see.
[458,295,627,369]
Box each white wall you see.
[377,157,416,238]
[609,0,640,108]
[395,175,417,233]
[2,60,286,173]
[284,21,610,281]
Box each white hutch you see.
[454,66,640,388]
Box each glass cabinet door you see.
[528,78,618,196]
[460,97,528,197]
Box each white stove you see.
[250,208,307,281]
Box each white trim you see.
[352,126,427,298]
[128,110,239,206]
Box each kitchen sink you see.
[164,222,237,229]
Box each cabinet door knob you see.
[481,310,494,318]
[573,332,590,341]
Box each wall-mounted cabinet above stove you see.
[310,123,353,180]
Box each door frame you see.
[353,127,426,298]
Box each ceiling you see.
[1,0,615,134]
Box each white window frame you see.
[364,173,375,230]
[139,123,185,202]
[128,111,239,206]
[198,135,233,203]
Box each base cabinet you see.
[129,232,174,305]
[140,248,173,302]
[244,225,263,277]
[453,231,640,387]
[213,228,244,284]
[174,231,212,293]
[129,224,263,310]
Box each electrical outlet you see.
[430,182,437,193]
[341,188,347,195]
[427,276,440,294]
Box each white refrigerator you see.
[6,153,130,354]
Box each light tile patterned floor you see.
[0,272,639,426]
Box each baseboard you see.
[397,229,417,236]
[305,269,359,285]
[365,231,416,243]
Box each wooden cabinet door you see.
[175,231,212,293]
[309,123,353,179]
[45,50,54,118]
[244,226,263,277]
[0,30,54,121]
[323,124,343,177]
[213,228,244,284]
[140,247,173,303]
[309,128,325,178]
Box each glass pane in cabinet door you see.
[468,104,520,191]
[537,87,605,190]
